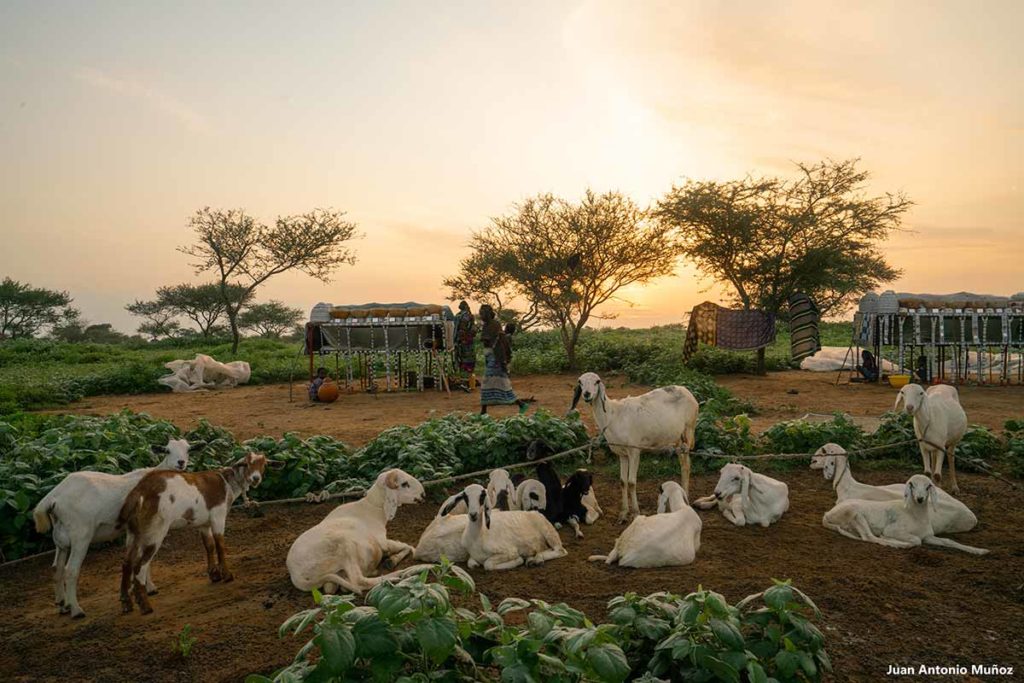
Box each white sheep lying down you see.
[822,474,988,555]
[413,497,470,563]
[588,481,701,568]
[440,484,566,571]
[693,463,789,527]
[810,443,977,534]
[287,469,433,594]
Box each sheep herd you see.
[32,373,990,618]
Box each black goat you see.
[534,462,593,539]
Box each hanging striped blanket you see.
[683,302,776,361]
[788,293,821,361]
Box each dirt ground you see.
[1,468,1022,683]
[4,371,1022,682]
[47,371,1024,445]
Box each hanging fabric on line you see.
[682,302,776,361]
[788,292,821,362]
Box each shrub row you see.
[0,324,854,414]
[0,410,588,561]
[251,562,831,683]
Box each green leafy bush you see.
[0,409,588,560]
[861,411,919,463]
[761,415,864,455]
[1004,419,1024,477]
[955,424,1007,473]
[253,564,831,683]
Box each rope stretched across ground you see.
[255,436,955,508]
[4,435,1015,568]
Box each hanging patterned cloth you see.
[787,293,821,362]
[682,302,720,361]
[683,302,776,361]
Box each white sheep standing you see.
[287,469,434,594]
[810,443,977,534]
[822,474,988,554]
[570,372,698,523]
[440,483,566,570]
[693,463,789,527]
[31,439,190,618]
[588,481,701,568]
[895,383,967,494]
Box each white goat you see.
[693,463,789,527]
[514,478,546,512]
[287,469,433,594]
[440,484,566,570]
[581,485,603,524]
[570,372,698,523]
[895,383,967,493]
[588,481,701,568]
[487,469,517,510]
[414,501,469,562]
[822,474,988,554]
[810,443,977,534]
[32,439,190,618]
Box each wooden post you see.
[307,324,315,380]
[756,347,766,375]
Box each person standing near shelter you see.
[479,304,527,415]
[454,300,477,390]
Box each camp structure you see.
[303,302,456,393]
[849,290,1024,385]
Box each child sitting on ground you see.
[308,367,329,401]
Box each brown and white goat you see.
[117,452,267,614]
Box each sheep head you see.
[895,384,926,416]
[903,474,937,509]
[155,439,191,471]
[458,484,491,528]
[810,443,845,471]
[230,452,267,489]
[657,481,689,513]
[713,463,748,501]
[572,372,604,410]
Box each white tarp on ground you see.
[799,346,898,372]
[158,354,251,392]
[800,347,1022,376]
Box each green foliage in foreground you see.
[0,323,853,414]
[1004,419,1024,478]
[250,563,830,683]
[0,410,588,561]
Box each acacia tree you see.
[239,301,304,338]
[0,278,74,339]
[157,283,251,339]
[655,159,910,318]
[180,207,359,353]
[443,251,542,330]
[455,190,679,368]
[125,299,180,341]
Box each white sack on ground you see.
[158,354,251,392]
[799,346,897,373]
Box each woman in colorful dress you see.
[453,300,477,389]
[479,304,527,415]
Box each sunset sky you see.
[1,0,1021,333]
